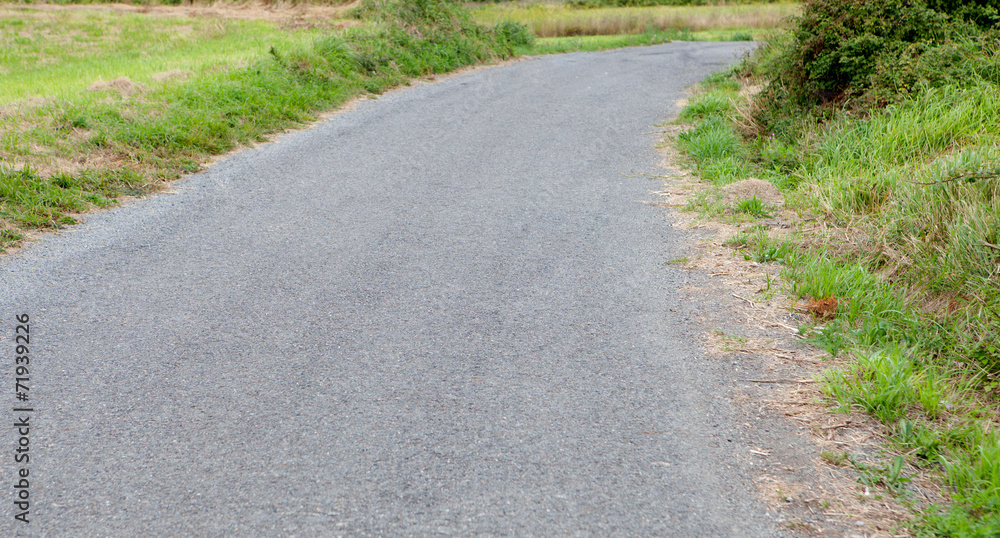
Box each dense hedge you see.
[752,0,1000,136]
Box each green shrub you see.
[677,0,1000,532]
[925,0,1000,27]
[750,0,1000,138]
[773,0,955,105]
[494,20,534,48]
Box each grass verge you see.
[526,25,753,55]
[675,28,1000,536]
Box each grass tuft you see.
[734,195,772,218]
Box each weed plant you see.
[734,195,773,218]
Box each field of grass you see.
[0,7,326,103]
[677,44,1000,537]
[471,2,798,38]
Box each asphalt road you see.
[1,42,789,535]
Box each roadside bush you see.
[750,0,1000,138]
[926,0,1000,27]
[764,0,956,108]
[677,0,1000,532]
[349,0,524,80]
[494,20,534,48]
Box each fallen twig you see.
[774,354,822,364]
[821,422,852,431]
[620,171,671,179]
[911,171,999,186]
[746,378,816,384]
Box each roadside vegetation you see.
[676,0,1000,533]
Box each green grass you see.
[528,29,676,53]
[734,195,773,218]
[0,8,325,103]
[678,89,737,121]
[525,25,752,54]
[676,41,1000,534]
[724,226,792,263]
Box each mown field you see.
[675,0,1000,534]
[0,8,333,103]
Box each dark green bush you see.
[785,0,954,104]
[750,0,1000,138]
[348,0,523,78]
[494,20,534,48]
[925,0,1000,27]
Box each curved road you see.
[2,42,788,535]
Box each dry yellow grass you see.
[472,2,800,37]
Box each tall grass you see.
[795,83,1000,370]
[471,2,799,37]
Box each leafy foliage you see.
[752,0,1000,135]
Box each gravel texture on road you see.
[0,42,808,536]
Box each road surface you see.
[1,42,801,536]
